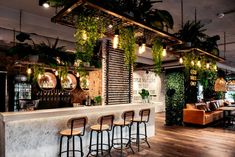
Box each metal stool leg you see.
[128,125,134,154]
[96,132,99,157]
[111,126,116,148]
[101,131,104,156]
[137,122,140,152]
[107,131,112,157]
[59,136,64,157]
[87,130,93,157]
[73,136,75,156]
[79,136,83,157]
[67,136,70,157]
[144,123,150,148]
[120,126,123,156]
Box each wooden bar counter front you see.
[0,103,155,157]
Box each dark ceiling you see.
[0,0,234,67]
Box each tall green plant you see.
[151,39,163,75]
[119,27,136,66]
[74,14,105,63]
[165,71,185,125]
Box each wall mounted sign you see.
[190,69,197,86]
[37,72,57,90]
[61,73,77,91]
[133,70,159,102]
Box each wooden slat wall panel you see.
[104,40,132,105]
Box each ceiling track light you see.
[39,0,50,8]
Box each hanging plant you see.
[74,13,105,64]
[119,26,136,66]
[151,39,163,75]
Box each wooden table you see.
[220,106,235,127]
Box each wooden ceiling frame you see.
[51,0,183,45]
[176,48,225,62]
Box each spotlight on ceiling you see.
[39,0,50,8]
[217,13,225,18]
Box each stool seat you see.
[114,121,131,126]
[132,118,143,122]
[90,124,109,131]
[59,116,87,157]
[59,129,81,136]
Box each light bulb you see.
[214,65,217,71]
[43,2,50,8]
[197,60,201,67]
[27,68,32,75]
[113,34,119,49]
[162,48,167,57]
[191,60,195,66]
[82,30,87,41]
[206,63,210,69]
[76,72,80,77]
[55,70,58,76]
[138,45,143,54]
[179,57,183,64]
[141,43,146,53]
[38,74,42,79]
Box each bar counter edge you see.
[0,103,156,157]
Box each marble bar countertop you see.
[0,103,155,122]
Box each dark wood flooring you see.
[112,112,235,157]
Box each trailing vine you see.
[74,14,105,63]
[151,39,163,75]
[119,26,136,66]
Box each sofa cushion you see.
[186,103,196,109]
[209,102,217,111]
[196,103,211,112]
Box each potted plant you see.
[230,93,235,102]
[94,96,102,105]
[139,89,150,103]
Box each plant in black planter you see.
[94,96,102,105]
[139,89,150,103]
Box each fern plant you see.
[151,39,163,75]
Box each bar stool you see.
[111,110,135,156]
[59,116,87,157]
[131,108,151,152]
[87,114,114,157]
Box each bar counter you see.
[0,103,155,157]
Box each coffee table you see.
[220,107,235,127]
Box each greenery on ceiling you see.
[7,37,76,81]
[119,26,137,66]
[165,71,185,126]
[151,39,163,75]
[175,21,220,56]
[50,0,174,30]
[74,13,105,64]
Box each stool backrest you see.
[139,108,150,122]
[67,116,87,136]
[122,110,135,125]
[98,114,114,131]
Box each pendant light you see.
[113,29,119,49]
[179,56,183,64]
[206,61,210,69]
[162,44,167,57]
[27,67,32,75]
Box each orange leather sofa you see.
[183,100,224,125]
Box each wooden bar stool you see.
[111,110,135,156]
[87,114,114,157]
[131,108,151,152]
[59,116,87,157]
